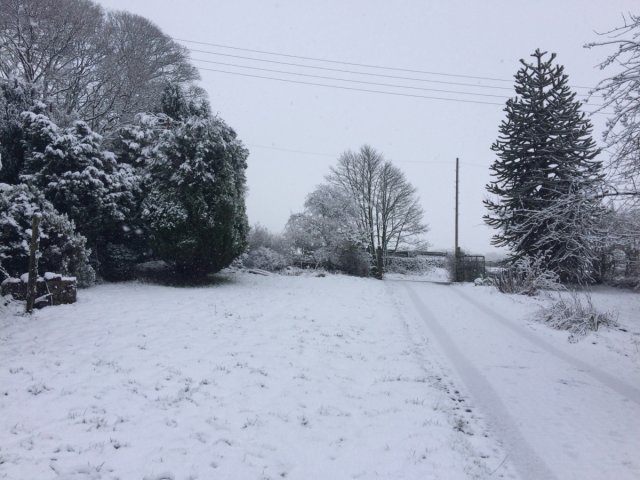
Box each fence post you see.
[25,214,41,314]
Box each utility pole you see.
[455,157,459,257]
[454,157,460,281]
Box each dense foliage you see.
[0,1,249,282]
[485,50,605,283]
[143,114,249,276]
[0,183,94,285]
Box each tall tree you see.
[586,14,640,202]
[285,183,364,269]
[485,50,605,283]
[0,0,198,133]
[20,111,140,254]
[142,113,249,277]
[329,145,427,258]
[0,77,38,183]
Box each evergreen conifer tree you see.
[142,114,249,277]
[485,50,605,283]
[20,113,140,267]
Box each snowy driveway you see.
[394,280,640,480]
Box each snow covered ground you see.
[1,272,638,479]
[0,272,515,480]
[392,281,640,480]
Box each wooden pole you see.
[25,214,41,314]
[455,157,459,257]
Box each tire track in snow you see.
[403,282,558,480]
[450,285,640,406]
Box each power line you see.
[196,65,611,114]
[190,57,509,100]
[197,66,505,106]
[187,47,516,92]
[191,57,604,106]
[185,47,600,100]
[176,37,600,92]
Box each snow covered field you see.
[1,272,639,479]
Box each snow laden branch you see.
[485,49,606,284]
[0,0,198,134]
[586,13,640,203]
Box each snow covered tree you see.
[142,115,249,277]
[0,78,38,184]
[160,83,210,122]
[485,49,605,283]
[0,0,198,134]
[285,183,370,275]
[114,113,172,167]
[329,145,428,259]
[20,112,140,269]
[586,14,640,202]
[0,183,94,285]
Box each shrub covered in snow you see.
[21,113,140,248]
[335,241,370,277]
[142,115,249,277]
[0,183,95,286]
[496,255,564,296]
[0,78,37,185]
[538,291,617,341]
[243,247,289,272]
[100,243,141,281]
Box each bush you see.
[244,247,289,272]
[142,115,249,277]
[538,291,617,341]
[496,255,563,296]
[0,183,95,286]
[100,243,141,281]
[335,242,370,277]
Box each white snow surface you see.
[1,272,639,480]
[0,272,514,480]
[393,281,640,480]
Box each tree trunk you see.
[25,214,41,314]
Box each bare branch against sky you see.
[96,0,638,254]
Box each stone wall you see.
[1,273,77,308]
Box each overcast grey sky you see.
[98,0,636,254]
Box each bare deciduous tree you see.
[0,0,198,133]
[586,14,640,201]
[329,145,428,258]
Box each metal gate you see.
[455,255,486,282]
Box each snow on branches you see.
[485,50,605,283]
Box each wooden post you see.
[25,214,41,314]
[454,157,460,281]
[455,157,459,260]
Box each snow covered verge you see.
[388,281,640,479]
[0,272,515,480]
[449,283,640,369]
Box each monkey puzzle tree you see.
[485,49,605,283]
